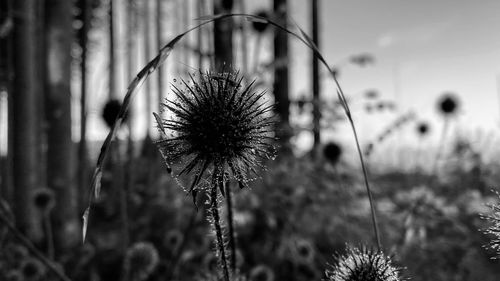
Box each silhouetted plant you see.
[155,70,275,280]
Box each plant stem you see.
[225,181,236,273]
[211,167,230,281]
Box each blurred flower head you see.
[252,10,271,33]
[437,93,459,116]
[249,264,275,281]
[326,246,402,281]
[323,142,342,166]
[416,122,430,137]
[156,71,276,199]
[163,229,184,251]
[124,242,160,281]
[20,258,45,281]
[32,187,55,213]
[101,99,123,128]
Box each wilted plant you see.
[325,246,403,281]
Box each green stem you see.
[211,168,230,281]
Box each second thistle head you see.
[325,246,403,281]
[155,70,276,198]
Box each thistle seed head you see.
[124,242,160,281]
[437,93,459,116]
[326,246,402,281]
[155,70,276,199]
[32,187,56,213]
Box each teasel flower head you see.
[481,191,500,258]
[323,142,342,166]
[251,10,271,33]
[437,93,459,116]
[416,121,430,137]
[101,99,123,128]
[123,242,160,281]
[325,246,402,281]
[155,70,276,202]
[20,258,45,281]
[32,187,56,214]
[249,264,275,281]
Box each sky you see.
[283,0,500,154]
[74,0,500,160]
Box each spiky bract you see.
[482,191,500,258]
[156,71,275,199]
[326,246,401,281]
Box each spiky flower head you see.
[155,70,275,201]
[123,242,159,281]
[481,191,500,258]
[326,246,402,281]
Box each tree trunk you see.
[213,0,233,71]
[311,0,321,153]
[45,0,78,251]
[12,0,42,240]
[0,0,12,202]
[109,0,116,100]
[77,0,90,214]
[156,0,164,111]
[273,0,291,150]
[143,0,151,137]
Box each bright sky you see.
[79,0,500,160]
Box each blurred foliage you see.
[2,137,500,281]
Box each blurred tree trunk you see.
[0,0,12,202]
[273,0,291,150]
[77,0,90,212]
[311,0,321,153]
[213,0,233,71]
[143,0,151,137]
[44,0,78,251]
[156,0,164,110]
[12,0,42,240]
[109,0,116,100]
